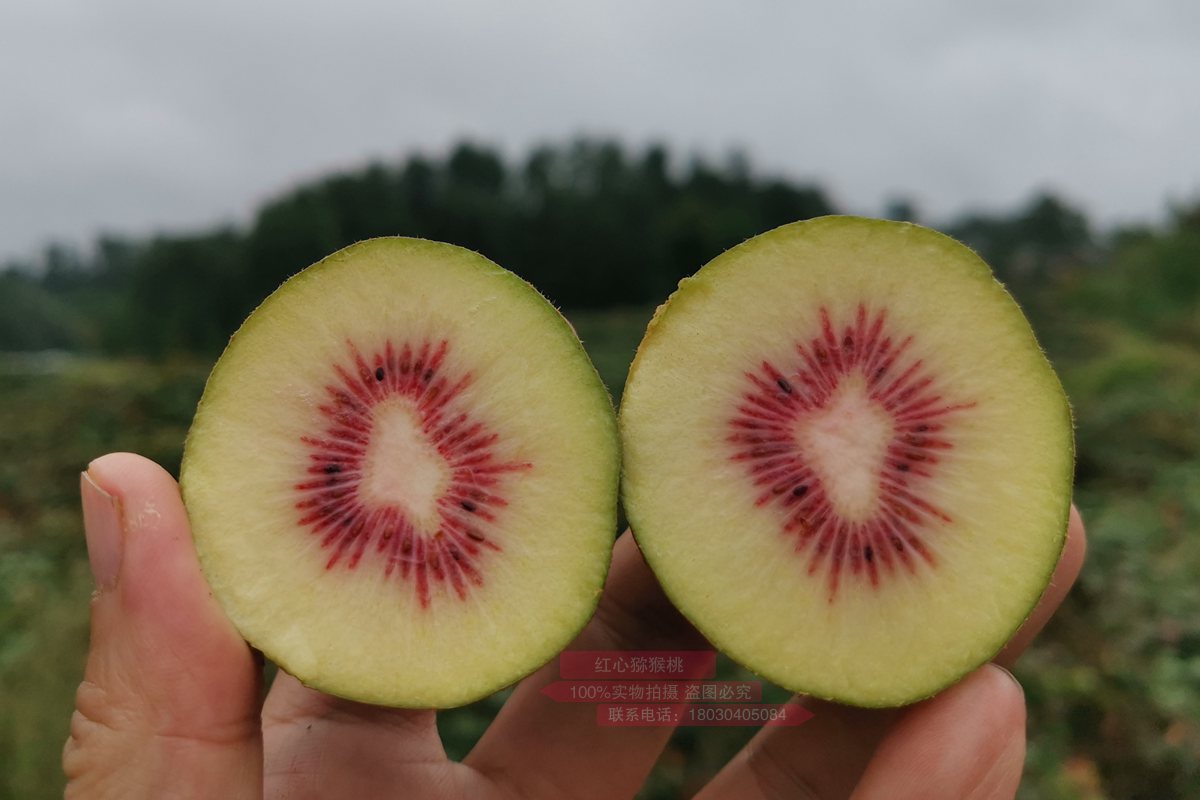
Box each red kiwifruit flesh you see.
[619,216,1073,707]
[182,238,619,708]
[295,337,528,608]
[729,303,977,601]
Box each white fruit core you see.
[362,397,449,524]
[794,374,893,522]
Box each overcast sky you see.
[1,0,1197,263]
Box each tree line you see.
[0,138,1194,356]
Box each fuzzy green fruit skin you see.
[620,215,1074,708]
[181,237,619,709]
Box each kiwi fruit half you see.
[181,238,619,708]
[619,216,1073,707]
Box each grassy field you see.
[1,303,1198,798]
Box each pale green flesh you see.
[181,238,619,708]
[620,216,1073,707]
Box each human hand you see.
[65,452,1085,799]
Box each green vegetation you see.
[0,141,834,356]
[1,139,1198,798]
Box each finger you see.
[851,665,1026,800]
[64,453,263,800]
[261,672,461,798]
[995,504,1087,667]
[697,698,900,800]
[465,531,707,800]
[698,504,1085,799]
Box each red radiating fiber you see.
[295,338,531,608]
[728,305,975,601]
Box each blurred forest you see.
[1,139,1198,799]
[0,140,838,354]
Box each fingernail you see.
[81,470,123,589]
[992,663,1024,694]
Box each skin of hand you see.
[66,452,1086,800]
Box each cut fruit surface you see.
[181,238,619,708]
[619,216,1073,707]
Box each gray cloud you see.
[1,0,1197,262]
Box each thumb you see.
[851,665,1027,799]
[64,453,263,800]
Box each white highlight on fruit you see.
[795,373,893,522]
[362,397,449,524]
